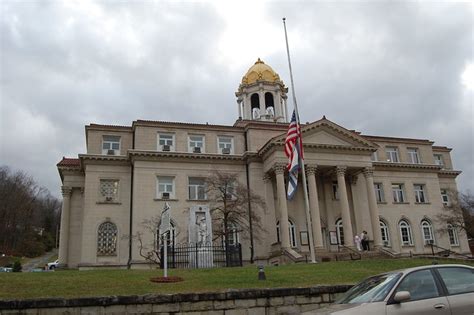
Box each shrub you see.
[12,260,22,272]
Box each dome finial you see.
[255,58,264,64]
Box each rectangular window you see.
[386,147,399,163]
[102,136,121,155]
[407,148,421,164]
[392,184,405,203]
[332,182,339,200]
[188,177,206,200]
[157,176,175,199]
[188,135,204,153]
[374,183,385,203]
[100,179,119,202]
[441,189,450,206]
[434,154,444,167]
[414,184,427,203]
[218,136,233,154]
[371,152,378,161]
[158,133,175,152]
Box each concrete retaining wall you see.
[0,285,352,315]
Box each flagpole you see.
[283,17,316,263]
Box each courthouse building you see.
[57,59,470,268]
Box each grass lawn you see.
[1,258,473,300]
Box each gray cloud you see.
[0,1,472,196]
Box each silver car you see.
[305,264,474,315]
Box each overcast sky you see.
[1,0,473,198]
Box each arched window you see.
[447,224,459,246]
[399,220,413,246]
[251,93,260,109]
[97,222,118,256]
[336,219,344,245]
[276,220,297,248]
[380,220,390,247]
[421,219,434,245]
[158,222,176,248]
[265,92,274,108]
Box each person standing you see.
[354,234,362,251]
[361,231,368,251]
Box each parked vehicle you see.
[0,267,13,272]
[47,259,59,270]
[305,264,474,315]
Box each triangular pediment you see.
[262,117,377,150]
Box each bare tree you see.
[131,215,179,267]
[205,171,266,246]
[436,190,474,239]
[0,166,60,256]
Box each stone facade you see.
[0,285,351,315]
[57,59,469,269]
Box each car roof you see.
[379,264,474,277]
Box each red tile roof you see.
[57,157,80,167]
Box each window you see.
[392,184,405,203]
[399,220,413,246]
[336,218,344,245]
[188,177,206,200]
[447,224,459,246]
[158,133,175,151]
[394,270,440,301]
[421,220,434,244]
[407,148,421,164]
[188,135,204,153]
[433,154,444,167]
[97,222,117,256]
[371,151,378,161]
[437,267,474,295]
[157,176,174,199]
[224,222,240,246]
[218,136,233,154]
[158,222,176,247]
[380,220,390,247]
[414,184,427,203]
[99,179,119,202]
[386,147,399,163]
[441,189,450,206]
[102,135,120,155]
[276,220,297,248]
[332,182,339,200]
[374,183,385,203]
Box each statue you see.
[252,108,260,119]
[197,216,208,245]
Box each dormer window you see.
[188,135,204,153]
[102,136,120,155]
[159,133,175,152]
[218,136,233,154]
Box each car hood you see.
[303,302,386,315]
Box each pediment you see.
[268,117,376,147]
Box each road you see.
[22,249,58,272]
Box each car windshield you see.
[336,272,402,304]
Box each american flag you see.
[285,110,303,199]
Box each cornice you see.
[362,134,434,145]
[79,154,130,165]
[373,162,442,172]
[133,120,243,132]
[438,170,462,177]
[128,150,246,164]
[259,142,375,157]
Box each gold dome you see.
[241,58,281,85]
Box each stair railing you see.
[337,244,362,260]
[429,244,473,260]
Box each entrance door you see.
[336,219,344,245]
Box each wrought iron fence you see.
[159,243,242,269]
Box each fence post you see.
[239,243,243,266]
[195,243,199,269]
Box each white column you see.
[336,166,354,247]
[307,165,324,250]
[259,90,265,117]
[363,167,383,248]
[58,186,72,267]
[237,100,242,119]
[274,164,291,249]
